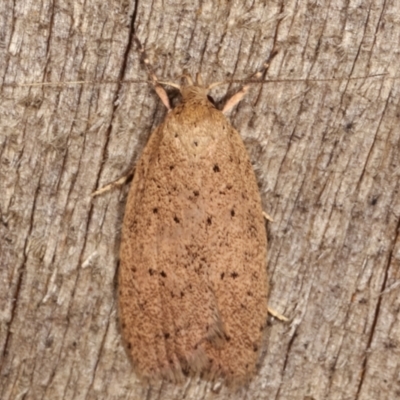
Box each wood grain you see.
[1,0,399,399]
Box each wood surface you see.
[1,0,399,399]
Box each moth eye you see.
[207,95,216,106]
[213,164,220,172]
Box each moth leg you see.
[133,34,172,110]
[263,209,285,321]
[268,307,288,321]
[91,169,134,197]
[222,86,249,114]
[248,49,279,81]
[222,50,279,114]
[263,211,274,222]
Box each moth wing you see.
[119,124,183,382]
[119,118,224,382]
[119,103,268,385]
[201,123,269,385]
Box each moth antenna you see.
[7,78,147,88]
[157,81,181,90]
[207,81,225,90]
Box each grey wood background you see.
[1,0,399,399]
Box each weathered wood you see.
[1,0,399,399]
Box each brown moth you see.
[118,55,271,385]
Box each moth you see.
[116,42,276,386]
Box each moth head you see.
[180,73,209,102]
[161,73,222,105]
